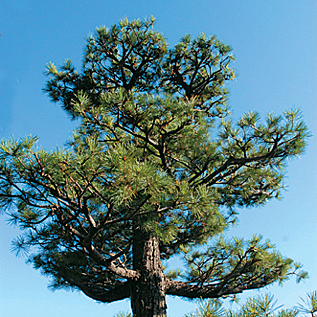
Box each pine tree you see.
[0,18,309,316]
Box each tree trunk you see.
[131,229,167,317]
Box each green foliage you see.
[234,294,284,317]
[0,17,310,313]
[186,292,317,316]
[114,312,132,317]
[296,291,317,316]
[182,235,306,293]
[185,299,225,317]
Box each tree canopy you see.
[0,18,309,316]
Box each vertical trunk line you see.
[131,229,167,317]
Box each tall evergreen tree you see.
[0,18,309,316]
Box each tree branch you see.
[166,277,276,299]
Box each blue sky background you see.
[0,1,316,316]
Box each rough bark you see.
[131,228,167,317]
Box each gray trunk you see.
[131,229,167,317]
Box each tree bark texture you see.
[131,229,167,317]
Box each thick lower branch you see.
[67,275,131,303]
[166,278,275,299]
[81,283,130,303]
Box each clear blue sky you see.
[0,1,316,316]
